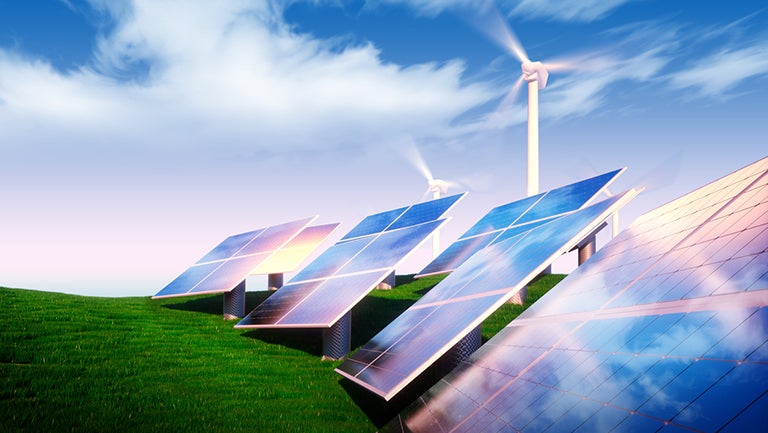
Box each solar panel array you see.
[152,216,321,299]
[236,194,465,329]
[417,169,624,278]
[382,157,768,432]
[336,191,638,401]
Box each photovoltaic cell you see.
[382,156,768,432]
[152,217,330,299]
[336,191,638,400]
[236,194,466,329]
[418,169,624,278]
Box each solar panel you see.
[152,217,324,299]
[336,191,638,401]
[418,169,624,278]
[235,194,465,329]
[382,156,768,432]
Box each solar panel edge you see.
[338,189,641,400]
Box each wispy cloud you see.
[368,0,636,22]
[509,0,636,22]
[668,39,768,99]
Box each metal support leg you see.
[268,273,284,291]
[322,311,351,361]
[223,280,246,320]
[578,234,596,265]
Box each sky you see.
[1,0,766,297]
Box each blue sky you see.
[1,0,766,297]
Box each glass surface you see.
[516,169,622,225]
[418,170,623,277]
[383,158,768,433]
[195,229,262,263]
[236,280,324,327]
[153,261,221,298]
[237,216,315,256]
[154,217,314,299]
[417,232,498,277]
[338,195,627,399]
[276,270,390,326]
[242,199,459,328]
[291,235,372,282]
[386,194,463,231]
[340,220,444,275]
[340,207,407,240]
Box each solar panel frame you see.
[236,194,466,329]
[417,168,625,278]
[336,191,638,400]
[382,156,768,432]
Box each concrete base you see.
[376,271,396,290]
[268,273,284,291]
[223,281,246,320]
[322,311,351,361]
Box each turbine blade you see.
[401,141,434,182]
[469,0,529,63]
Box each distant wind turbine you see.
[403,145,459,259]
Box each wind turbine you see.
[469,2,574,197]
[404,145,458,258]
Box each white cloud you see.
[669,42,768,98]
[509,0,635,22]
[0,0,493,167]
[367,0,635,22]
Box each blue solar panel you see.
[152,217,318,299]
[236,194,466,329]
[418,169,624,277]
[382,156,768,432]
[336,192,638,400]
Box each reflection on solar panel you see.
[152,217,323,299]
[336,191,638,401]
[236,194,465,329]
[418,169,624,278]
[383,156,768,432]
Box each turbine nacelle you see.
[428,179,451,195]
[521,61,549,89]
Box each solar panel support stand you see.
[322,311,352,361]
[438,325,482,376]
[268,273,284,291]
[223,280,246,320]
[577,233,596,265]
[506,285,528,305]
[376,271,396,290]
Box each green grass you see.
[0,274,563,433]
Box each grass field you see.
[0,274,564,433]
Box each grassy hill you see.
[0,274,564,433]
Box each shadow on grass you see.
[161,291,272,316]
[339,352,459,428]
[239,328,324,357]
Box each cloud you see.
[668,42,768,98]
[367,0,635,22]
[509,0,635,22]
[0,0,493,169]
